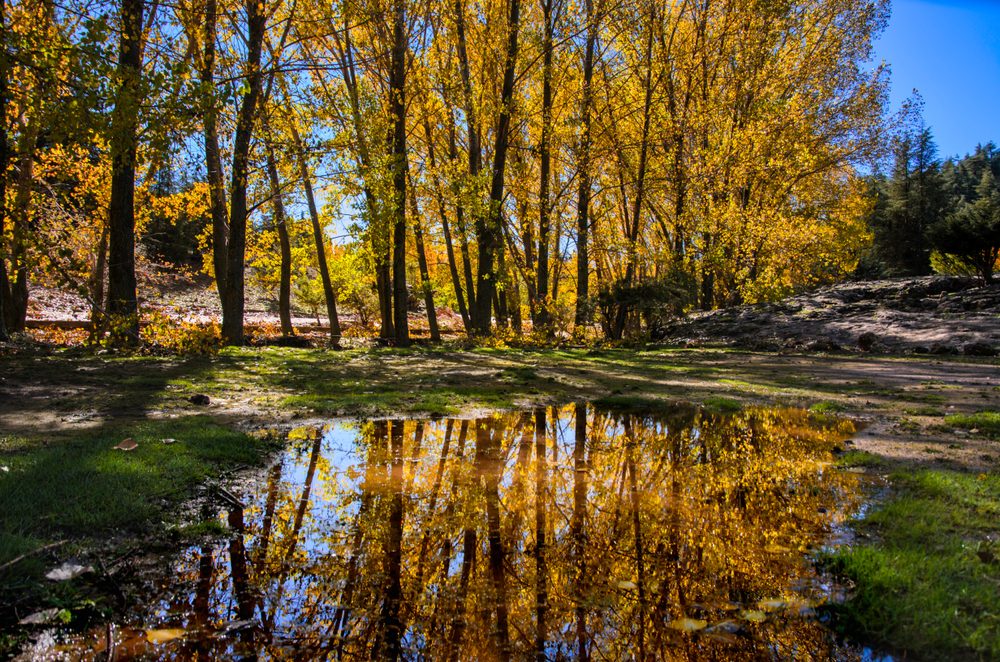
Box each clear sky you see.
[876,0,1000,160]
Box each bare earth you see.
[1,345,997,473]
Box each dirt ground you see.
[2,346,997,473]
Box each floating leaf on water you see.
[764,543,791,554]
[45,562,93,581]
[741,610,767,623]
[114,438,138,451]
[146,629,186,645]
[759,599,787,611]
[616,580,638,591]
[666,618,707,631]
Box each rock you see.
[857,332,879,351]
[963,342,997,357]
[188,394,210,406]
[930,343,958,355]
[806,339,840,352]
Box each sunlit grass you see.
[824,470,1000,660]
[945,410,1000,438]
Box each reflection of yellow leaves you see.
[146,629,186,645]
[667,618,708,631]
[741,610,767,623]
[759,599,786,611]
[764,543,791,554]
[288,426,320,441]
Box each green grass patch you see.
[835,450,888,469]
[703,396,743,413]
[824,470,1000,660]
[809,401,847,414]
[0,417,273,578]
[944,411,1000,439]
[903,405,944,417]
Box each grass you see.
[835,449,889,469]
[0,417,274,585]
[824,470,1000,661]
[944,410,1000,439]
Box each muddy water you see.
[65,405,866,660]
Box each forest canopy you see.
[1,0,897,345]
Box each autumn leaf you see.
[114,438,138,451]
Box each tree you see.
[928,168,1000,283]
[105,0,145,344]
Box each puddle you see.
[48,404,869,659]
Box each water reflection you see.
[79,405,865,660]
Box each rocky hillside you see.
[655,277,1000,355]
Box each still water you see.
[67,404,866,660]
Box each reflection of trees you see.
[139,407,861,660]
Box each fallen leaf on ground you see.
[45,562,93,581]
[161,438,176,445]
[19,608,67,625]
[616,580,638,590]
[114,438,138,451]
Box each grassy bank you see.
[825,467,1000,660]
[0,345,997,658]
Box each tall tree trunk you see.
[220,0,266,345]
[454,0,482,318]
[445,107,477,315]
[534,0,555,334]
[574,0,597,329]
[200,0,228,300]
[408,174,440,341]
[264,133,294,337]
[89,221,109,331]
[610,13,655,340]
[287,120,341,343]
[389,0,409,346]
[0,0,9,341]
[106,0,144,345]
[474,0,522,334]
[423,118,471,333]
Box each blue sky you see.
[876,0,1000,159]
